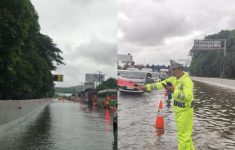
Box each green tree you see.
[189,29,235,79]
[96,78,117,91]
[36,33,64,70]
[0,0,64,99]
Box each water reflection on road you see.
[118,81,235,150]
[193,81,235,150]
[0,101,116,150]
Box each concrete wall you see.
[0,99,51,137]
[192,76,235,90]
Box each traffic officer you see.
[141,60,195,150]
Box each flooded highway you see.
[0,100,117,150]
[118,81,235,150]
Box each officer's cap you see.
[170,59,183,70]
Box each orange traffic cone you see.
[155,100,164,129]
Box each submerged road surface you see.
[118,81,235,150]
[0,100,116,150]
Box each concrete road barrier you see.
[0,99,51,137]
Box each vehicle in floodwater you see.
[117,70,161,94]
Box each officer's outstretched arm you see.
[145,77,174,92]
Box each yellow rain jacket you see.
[146,72,195,150]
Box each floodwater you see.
[118,81,235,150]
[0,101,117,150]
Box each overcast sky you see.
[118,0,235,66]
[31,0,235,87]
[31,0,117,87]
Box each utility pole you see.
[97,71,102,86]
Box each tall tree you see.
[190,30,235,79]
[0,0,64,99]
[36,33,64,70]
[96,78,117,91]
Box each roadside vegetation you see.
[190,29,235,78]
[0,0,64,99]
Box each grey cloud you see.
[119,0,235,47]
[54,38,117,87]
[33,0,117,45]
[69,0,91,4]
[118,0,235,66]
[119,1,190,46]
[31,0,117,87]
[69,0,112,4]
[120,15,188,46]
[72,37,117,65]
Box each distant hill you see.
[54,83,95,94]
[54,87,75,93]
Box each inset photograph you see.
[0,0,117,150]
[117,0,235,149]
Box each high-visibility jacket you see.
[146,72,194,111]
[146,72,195,150]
